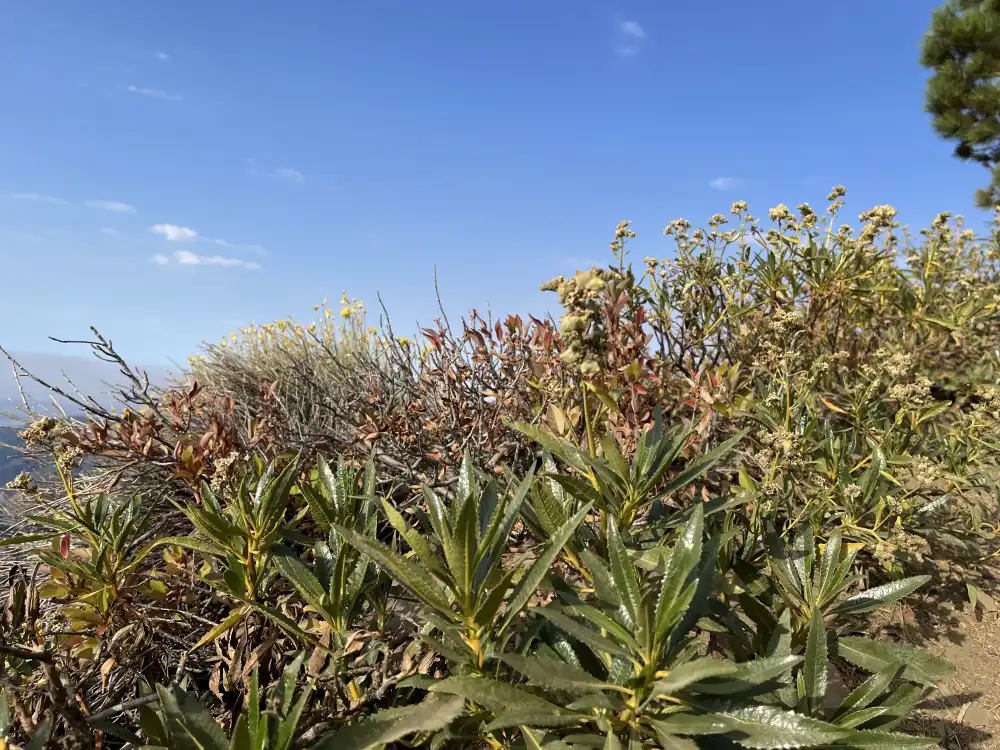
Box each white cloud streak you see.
[619,20,646,39]
[154,51,170,61]
[9,193,138,217]
[617,19,647,56]
[150,223,267,256]
[150,254,169,265]
[127,85,182,102]
[173,250,261,270]
[150,223,198,242]
[210,238,267,256]
[273,167,304,183]
[85,200,136,213]
[9,192,68,205]
[101,227,122,236]
[708,177,745,190]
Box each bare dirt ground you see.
[868,563,1000,750]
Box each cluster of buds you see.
[886,377,934,410]
[875,523,931,570]
[768,204,794,225]
[873,348,912,378]
[210,450,243,492]
[756,427,797,457]
[842,483,863,503]
[16,416,62,445]
[4,471,37,493]
[857,204,899,247]
[796,203,818,229]
[859,204,899,229]
[540,267,611,376]
[826,185,847,216]
[900,455,941,489]
[765,307,805,336]
[54,444,84,470]
[972,385,1000,422]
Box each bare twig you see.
[86,693,161,723]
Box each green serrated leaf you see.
[693,656,804,696]
[312,694,464,749]
[513,423,591,474]
[158,684,229,750]
[837,729,939,749]
[607,518,641,626]
[657,430,747,500]
[534,607,634,661]
[837,637,953,686]
[833,662,904,719]
[804,607,828,707]
[25,717,53,750]
[707,703,851,748]
[0,532,63,547]
[429,676,573,721]
[652,658,741,697]
[502,653,624,694]
[272,545,328,613]
[834,706,892,729]
[334,524,452,614]
[816,532,844,606]
[193,606,247,650]
[834,576,929,617]
[649,712,730,737]
[499,502,592,635]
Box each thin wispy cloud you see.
[154,51,170,61]
[85,200,136,213]
[620,20,646,39]
[273,167,304,184]
[150,223,198,242]
[101,227,122,236]
[150,250,261,270]
[709,177,745,191]
[245,158,309,187]
[617,19,647,56]
[150,223,267,256]
[10,193,138,215]
[210,238,267,256]
[9,192,68,205]
[127,85,182,103]
[172,250,262,270]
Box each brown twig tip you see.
[0,643,54,663]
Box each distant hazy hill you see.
[0,351,171,509]
[0,351,172,423]
[0,426,34,519]
[0,425,30,487]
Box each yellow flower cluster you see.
[541,267,610,376]
[207,291,378,357]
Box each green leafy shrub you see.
[3,191,997,748]
[0,443,950,748]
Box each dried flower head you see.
[768,204,792,223]
[5,471,37,493]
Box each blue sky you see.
[0,0,988,366]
